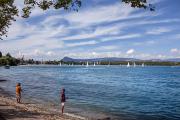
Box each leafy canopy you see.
[0,0,155,40]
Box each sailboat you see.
[127,62,130,67]
[108,62,110,67]
[41,59,43,65]
[59,62,62,66]
[133,62,136,67]
[93,62,96,66]
[142,63,144,67]
[86,61,89,67]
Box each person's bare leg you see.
[16,98,18,103]
[62,105,64,114]
[19,95,21,103]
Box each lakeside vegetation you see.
[0,51,180,66]
[0,52,19,66]
[22,60,180,66]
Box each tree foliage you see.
[0,0,18,40]
[0,0,155,40]
[6,52,12,57]
[122,0,155,11]
[0,51,2,57]
[0,52,20,66]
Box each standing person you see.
[60,88,66,114]
[16,83,22,103]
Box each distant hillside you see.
[148,58,180,62]
[147,59,162,62]
[164,58,180,62]
[61,57,141,62]
[62,57,180,63]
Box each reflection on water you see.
[0,65,180,120]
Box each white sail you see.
[108,62,110,67]
[133,62,136,67]
[142,63,144,67]
[59,62,62,66]
[86,61,89,67]
[41,59,43,64]
[94,62,96,66]
[127,62,130,67]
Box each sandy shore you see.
[0,81,86,120]
[0,96,87,120]
[0,96,88,120]
[0,79,112,120]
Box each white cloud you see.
[146,27,172,35]
[126,49,135,54]
[147,40,156,44]
[171,48,178,53]
[156,54,167,59]
[14,49,58,60]
[64,51,123,59]
[139,19,180,25]
[60,24,123,41]
[47,51,56,56]
[133,40,156,46]
[173,34,180,39]
[95,45,119,51]
[171,48,180,54]
[134,53,168,60]
[63,2,137,27]
[34,49,43,55]
[100,34,141,42]
[40,2,154,42]
[66,40,97,47]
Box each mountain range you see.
[61,57,180,62]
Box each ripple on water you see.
[0,65,180,120]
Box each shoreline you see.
[0,78,113,120]
[0,85,86,120]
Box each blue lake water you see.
[0,65,180,120]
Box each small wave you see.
[64,113,86,120]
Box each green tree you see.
[6,52,12,58]
[0,51,2,57]
[0,0,18,40]
[0,0,155,40]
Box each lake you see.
[0,65,180,120]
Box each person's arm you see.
[20,87,23,92]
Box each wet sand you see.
[0,95,86,120]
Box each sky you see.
[0,0,180,60]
